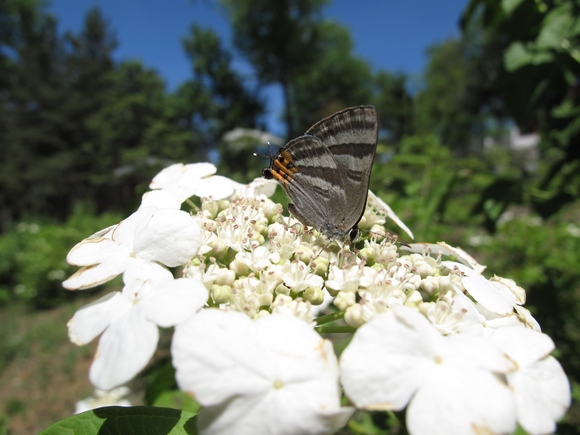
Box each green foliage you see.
[0,204,122,308]
[462,0,580,218]
[371,134,498,242]
[38,406,198,435]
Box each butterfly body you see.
[263,106,378,242]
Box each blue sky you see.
[49,0,468,134]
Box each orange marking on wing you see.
[271,151,299,185]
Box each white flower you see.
[340,306,517,435]
[74,387,132,414]
[233,177,279,198]
[443,261,517,315]
[487,327,571,434]
[279,260,324,292]
[172,309,354,435]
[404,242,487,274]
[234,245,280,273]
[63,206,201,290]
[326,262,373,293]
[139,189,181,210]
[149,162,216,202]
[271,294,315,324]
[150,162,244,201]
[195,175,244,200]
[229,275,275,317]
[214,198,268,252]
[68,277,208,390]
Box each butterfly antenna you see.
[253,142,275,159]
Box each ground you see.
[0,291,141,434]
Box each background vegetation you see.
[1,0,579,433]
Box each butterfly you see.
[262,106,378,242]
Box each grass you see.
[0,297,101,434]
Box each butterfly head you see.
[262,149,298,186]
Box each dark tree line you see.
[1,0,577,230]
[0,0,415,229]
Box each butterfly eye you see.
[262,168,273,179]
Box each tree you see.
[372,70,414,142]
[0,0,70,227]
[0,4,193,224]
[179,25,264,177]
[414,39,480,153]
[220,0,329,138]
[290,20,374,133]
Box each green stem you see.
[315,311,345,325]
[316,325,356,334]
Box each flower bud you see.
[211,284,231,304]
[229,259,249,277]
[202,200,219,218]
[334,291,356,312]
[303,286,324,305]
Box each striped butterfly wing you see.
[275,135,347,232]
[305,106,378,232]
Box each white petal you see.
[122,258,173,286]
[403,242,486,273]
[63,256,131,290]
[514,305,542,331]
[173,309,351,434]
[442,332,515,373]
[181,162,217,182]
[407,364,516,435]
[113,206,157,248]
[140,190,181,209]
[149,163,187,189]
[68,292,130,345]
[150,163,218,202]
[89,309,159,390]
[66,237,121,266]
[143,278,209,327]
[238,178,279,197]
[340,307,443,410]
[86,224,117,240]
[173,309,272,404]
[444,261,516,314]
[487,326,554,366]
[134,209,201,266]
[149,162,216,190]
[510,356,571,435]
[194,175,243,200]
[198,390,353,435]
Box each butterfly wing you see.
[305,106,378,230]
[266,134,347,233]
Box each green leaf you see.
[153,391,201,414]
[501,0,526,17]
[537,3,577,50]
[504,42,553,71]
[38,406,198,435]
[504,42,531,71]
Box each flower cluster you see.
[64,162,571,435]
